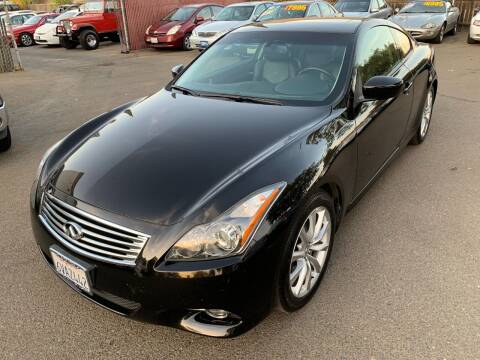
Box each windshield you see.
[334,0,370,12]
[399,1,446,13]
[173,31,351,105]
[163,7,197,21]
[23,15,43,25]
[257,4,309,21]
[52,10,78,23]
[214,6,255,21]
[84,1,103,12]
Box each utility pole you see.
[3,0,23,70]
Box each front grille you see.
[198,32,217,38]
[39,192,150,266]
[63,21,71,33]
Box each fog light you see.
[206,309,229,319]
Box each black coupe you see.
[31,18,438,337]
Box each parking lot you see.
[0,34,479,359]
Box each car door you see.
[445,2,459,31]
[353,26,414,194]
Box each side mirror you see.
[362,76,404,101]
[195,16,205,23]
[171,64,184,78]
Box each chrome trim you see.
[39,192,150,266]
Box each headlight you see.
[166,182,286,261]
[422,23,438,29]
[167,25,181,35]
[145,25,152,35]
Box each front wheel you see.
[433,24,445,43]
[410,86,435,145]
[19,33,34,47]
[60,37,78,49]
[277,191,335,312]
[0,127,12,152]
[79,30,100,50]
[182,33,192,50]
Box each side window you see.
[319,2,335,16]
[197,7,213,20]
[390,28,412,58]
[370,0,380,11]
[12,16,24,25]
[211,6,223,17]
[356,26,402,84]
[254,4,267,18]
[307,4,321,17]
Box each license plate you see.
[50,247,92,295]
[150,37,158,44]
[200,41,209,48]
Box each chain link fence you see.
[0,19,14,73]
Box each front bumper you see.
[190,34,221,50]
[34,32,59,45]
[145,33,183,48]
[405,27,441,41]
[0,101,9,134]
[30,190,281,337]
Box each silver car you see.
[190,1,273,50]
[390,0,460,43]
[334,0,392,18]
[0,94,11,152]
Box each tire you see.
[0,127,12,152]
[410,86,435,145]
[79,30,100,50]
[449,23,457,36]
[467,34,477,44]
[182,33,192,51]
[276,191,336,312]
[19,33,34,47]
[432,24,446,43]
[60,37,78,49]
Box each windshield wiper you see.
[202,93,283,106]
[170,85,200,97]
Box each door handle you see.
[403,81,413,94]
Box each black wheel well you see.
[432,79,438,99]
[319,183,343,228]
[78,26,97,34]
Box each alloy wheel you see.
[21,34,33,46]
[184,35,191,50]
[420,88,434,138]
[86,35,97,48]
[289,206,332,298]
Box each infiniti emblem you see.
[63,221,84,241]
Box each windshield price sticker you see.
[285,5,308,11]
[423,1,444,6]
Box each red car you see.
[10,13,58,46]
[145,3,223,50]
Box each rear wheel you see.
[182,33,192,50]
[0,127,12,152]
[60,37,78,49]
[19,33,34,46]
[79,30,100,50]
[410,86,435,145]
[467,34,477,44]
[277,191,335,312]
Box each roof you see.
[227,1,272,6]
[238,18,364,34]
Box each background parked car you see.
[9,13,58,47]
[0,94,11,152]
[468,7,480,43]
[256,1,341,22]
[390,0,460,43]
[34,9,82,46]
[1,11,36,27]
[54,4,81,14]
[0,2,20,12]
[57,0,118,50]
[145,3,223,50]
[334,0,392,18]
[190,1,273,50]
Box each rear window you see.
[257,4,309,21]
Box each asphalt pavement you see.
[0,35,479,359]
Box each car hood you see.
[50,90,330,225]
[35,22,57,33]
[391,13,445,28]
[150,20,184,33]
[196,20,248,33]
